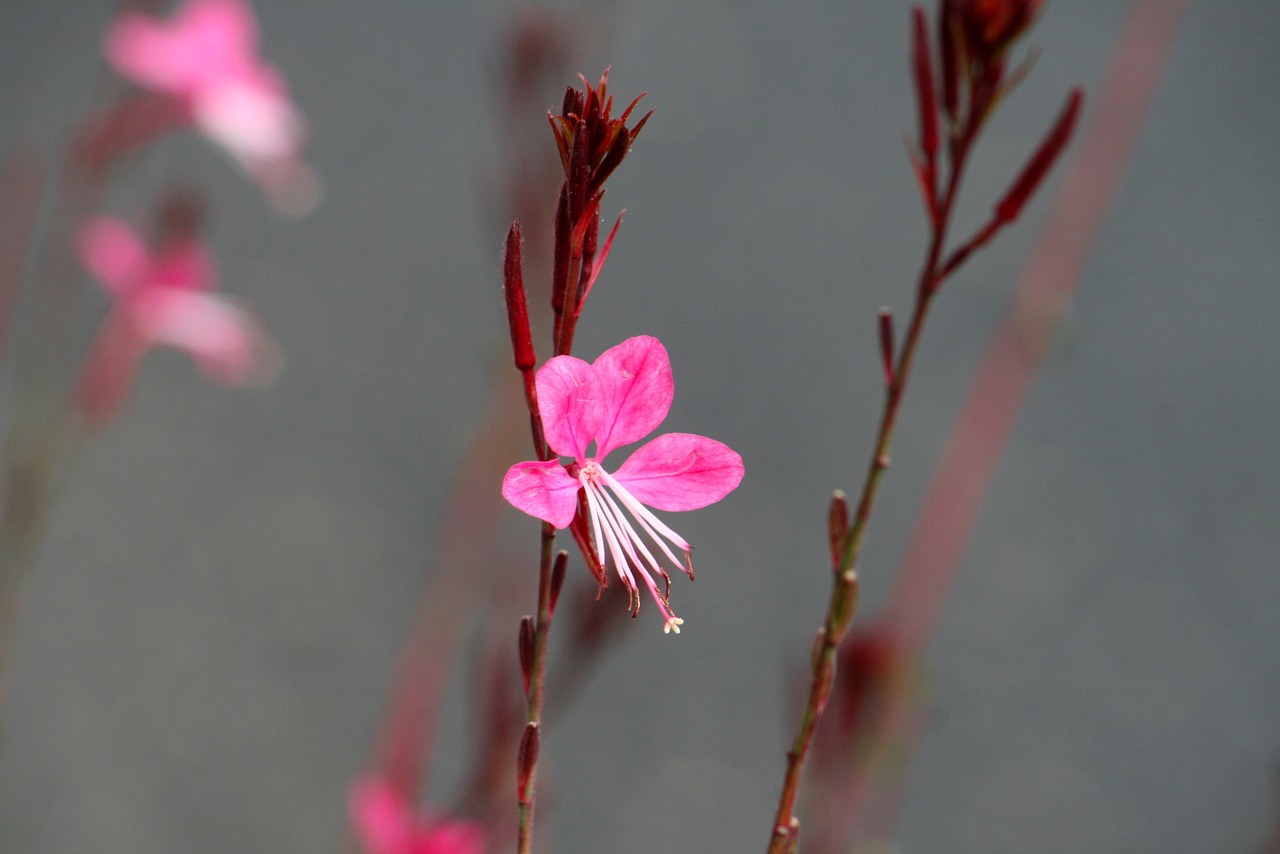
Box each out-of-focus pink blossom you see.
[349,776,486,854]
[502,336,744,633]
[74,215,277,428]
[103,0,307,189]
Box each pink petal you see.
[591,335,673,459]
[193,72,303,166]
[613,432,744,511]
[349,775,487,854]
[535,354,600,460]
[179,0,261,74]
[106,0,261,94]
[76,216,150,297]
[129,289,278,385]
[502,460,581,528]
[417,820,487,854]
[105,13,204,93]
[349,776,414,853]
[105,0,304,178]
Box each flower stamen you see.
[581,462,682,627]
[600,470,694,579]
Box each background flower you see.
[104,0,308,188]
[74,215,278,428]
[350,776,485,854]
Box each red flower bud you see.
[503,222,537,371]
[911,6,939,163]
[548,550,569,615]
[516,722,540,803]
[960,0,1043,57]
[518,615,536,697]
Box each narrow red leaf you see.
[995,87,1084,223]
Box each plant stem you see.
[516,522,557,854]
[765,143,972,854]
[0,129,107,720]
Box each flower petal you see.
[535,354,599,460]
[77,216,150,296]
[349,776,414,853]
[130,289,278,385]
[194,71,303,166]
[106,11,201,92]
[612,432,744,511]
[179,0,261,76]
[349,775,486,854]
[417,820,487,854]
[106,0,260,94]
[591,335,673,459]
[502,460,581,528]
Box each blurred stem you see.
[0,42,154,718]
[0,140,106,721]
[371,366,529,803]
[0,430,58,715]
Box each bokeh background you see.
[1,1,1277,851]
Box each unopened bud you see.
[503,222,537,371]
[517,722,540,803]
[962,0,1043,57]
[518,616,535,697]
[911,6,939,162]
[549,550,569,615]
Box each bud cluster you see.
[547,70,650,355]
[907,0,1082,287]
[939,0,1043,129]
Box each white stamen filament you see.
[591,482,670,593]
[585,476,670,617]
[582,483,638,595]
[600,470,693,576]
[579,462,688,629]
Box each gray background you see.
[1,1,1278,852]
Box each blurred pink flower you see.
[74,215,277,428]
[349,776,486,854]
[103,0,305,183]
[503,336,744,633]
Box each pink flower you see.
[349,776,486,854]
[103,0,305,184]
[74,215,277,428]
[502,336,744,633]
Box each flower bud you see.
[959,0,1043,58]
[517,722,540,803]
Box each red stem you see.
[766,126,975,854]
[833,2,1189,847]
[884,0,1191,656]
[516,523,557,854]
